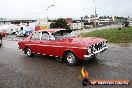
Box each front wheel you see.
[65,51,78,66]
[26,47,34,57]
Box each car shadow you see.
[24,54,102,68]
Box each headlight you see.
[103,41,107,47]
[88,46,92,54]
[92,45,96,52]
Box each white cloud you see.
[0,0,132,18]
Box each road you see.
[0,35,132,88]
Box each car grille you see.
[89,41,107,54]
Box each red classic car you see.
[0,32,9,37]
[18,29,108,65]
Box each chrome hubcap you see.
[66,53,75,64]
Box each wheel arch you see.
[24,46,28,54]
[62,49,77,58]
[62,49,79,66]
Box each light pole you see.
[94,0,97,30]
[46,4,54,22]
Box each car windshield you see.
[52,33,72,40]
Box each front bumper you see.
[84,46,108,60]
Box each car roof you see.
[37,29,67,33]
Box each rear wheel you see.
[65,51,78,66]
[26,47,34,57]
[0,41,2,47]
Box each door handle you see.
[28,41,31,42]
[40,42,43,43]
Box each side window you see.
[31,33,40,40]
[41,33,49,40]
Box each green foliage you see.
[80,27,132,43]
[84,15,89,19]
[122,18,129,27]
[99,16,112,19]
[50,18,70,30]
[90,15,94,18]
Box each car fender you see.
[63,49,76,57]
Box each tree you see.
[90,15,95,18]
[107,16,110,19]
[123,18,129,27]
[104,15,107,19]
[50,18,70,30]
[84,15,89,19]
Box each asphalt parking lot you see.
[0,35,132,88]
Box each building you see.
[66,18,73,29]
[0,18,37,25]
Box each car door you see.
[40,32,54,56]
[29,32,43,54]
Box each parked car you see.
[0,40,1,47]
[0,38,1,47]
[16,26,32,37]
[0,33,2,47]
[0,32,9,37]
[18,29,108,65]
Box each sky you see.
[0,0,132,18]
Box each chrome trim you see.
[26,44,87,49]
[85,47,107,58]
[86,41,108,59]
[84,55,93,58]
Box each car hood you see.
[62,37,106,47]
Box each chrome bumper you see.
[84,46,108,60]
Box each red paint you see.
[0,32,9,37]
[18,29,107,60]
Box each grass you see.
[79,27,132,43]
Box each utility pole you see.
[94,0,97,30]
